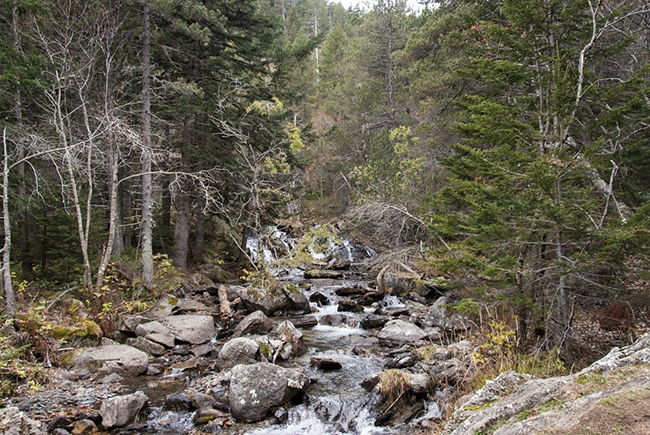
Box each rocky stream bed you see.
[2,238,650,435]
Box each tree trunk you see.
[141,1,154,288]
[2,129,15,318]
[95,134,121,292]
[194,195,206,264]
[172,116,194,269]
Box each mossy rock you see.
[59,348,84,369]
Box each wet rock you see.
[310,356,343,371]
[236,287,291,316]
[335,286,365,296]
[377,320,427,346]
[146,363,164,376]
[193,408,228,425]
[127,336,166,356]
[0,406,46,435]
[361,373,381,391]
[99,391,148,429]
[164,393,193,412]
[274,320,307,360]
[135,321,176,348]
[74,344,148,377]
[231,310,273,338]
[319,313,351,327]
[360,314,391,329]
[229,362,310,423]
[282,287,311,313]
[360,291,383,305]
[161,315,216,344]
[190,392,216,410]
[287,314,318,328]
[217,337,259,369]
[309,291,330,306]
[51,430,71,435]
[97,372,123,384]
[304,269,344,279]
[338,300,364,313]
[70,419,96,435]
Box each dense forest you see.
[1,0,649,432]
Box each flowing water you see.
[130,230,402,434]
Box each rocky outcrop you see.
[99,391,148,429]
[229,363,310,423]
[443,333,650,435]
[73,344,148,376]
[0,407,46,435]
[135,321,176,348]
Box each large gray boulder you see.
[217,337,259,369]
[135,320,176,348]
[74,344,148,376]
[161,315,216,344]
[229,362,310,423]
[0,407,46,435]
[377,320,427,345]
[100,391,149,429]
[237,287,310,316]
[231,310,273,338]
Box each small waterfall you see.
[381,294,405,308]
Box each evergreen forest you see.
[0,0,649,432]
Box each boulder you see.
[360,314,391,330]
[282,287,311,313]
[71,419,97,434]
[304,269,344,279]
[318,313,352,327]
[274,321,307,360]
[126,336,166,356]
[338,300,364,313]
[425,297,470,332]
[377,320,427,346]
[99,391,148,429]
[0,407,46,435]
[161,315,216,344]
[287,314,318,328]
[335,286,365,296]
[164,393,193,412]
[231,310,273,338]
[309,292,330,306]
[378,267,420,296]
[310,356,343,371]
[135,321,176,348]
[115,315,150,333]
[236,287,290,316]
[74,344,148,376]
[217,337,259,369]
[229,363,310,423]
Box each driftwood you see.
[218,283,231,319]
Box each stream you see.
[136,275,405,434]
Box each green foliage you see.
[282,224,342,267]
[0,329,47,397]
